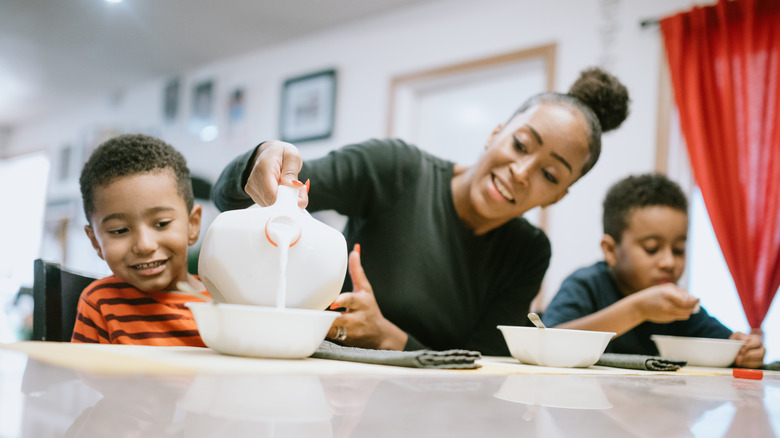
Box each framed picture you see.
[279,69,336,143]
[163,78,181,123]
[227,87,247,138]
[190,79,217,140]
[192,80,214,122]
[56,144,75,182]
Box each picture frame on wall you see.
[56,144,75,183]
[190,79,217,141]
[227,86,247,139]
[163,77,181,124]
[279,69,336,143]
[192,80,214,123]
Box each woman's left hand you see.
[730,332,766,369]
[326,245,408,350]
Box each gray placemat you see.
[762,361,780,371]
[596,353,687,371]
[312,341,482,369]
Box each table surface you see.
[1,342,778,438]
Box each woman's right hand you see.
[326,245,408,351]
[632,284,700,323]
[245,140,308,207]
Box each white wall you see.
[6,0,696,300]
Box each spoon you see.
[175,281,214,303]
[527,312,546,329]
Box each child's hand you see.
[730,332,766,369]
[633,284,700,323]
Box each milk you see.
[265,215,301,309]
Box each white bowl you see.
[187,302,338,359]
[498,326,615,368]
[651,335,745,367]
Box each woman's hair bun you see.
[568,67,630,132]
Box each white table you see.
[1,342,778,438]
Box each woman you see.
[212,67,630,355]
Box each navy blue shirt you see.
[542,261,732,355]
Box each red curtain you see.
[661,0,780,330]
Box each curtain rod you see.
[640,18,660,28]
[642,0,724,29]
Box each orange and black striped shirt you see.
[71,275,210,346]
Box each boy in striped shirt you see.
[72,134,210,345]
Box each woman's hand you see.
[730,332,766,369]
[326,245,408,350]
[632,284,700,324]
[245,140,308,207]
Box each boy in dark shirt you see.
[543,173,765,368]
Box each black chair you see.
[32,259,97,342]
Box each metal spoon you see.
[527,312,546,329]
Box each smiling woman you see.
[212,67,630,356]
[452,103,592,235]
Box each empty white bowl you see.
[187,302,338,359]
[498,326,615,368]
[651,335,745,367]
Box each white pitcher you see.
[198,185,348,310]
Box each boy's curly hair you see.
[79,134,193,225]
[602,173,688,242]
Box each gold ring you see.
[335,326,347,341]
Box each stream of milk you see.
[277,243,289,309]
[266,216,301,309]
